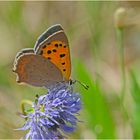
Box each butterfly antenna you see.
[71,80,89,90]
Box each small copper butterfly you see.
[13,24,71,88]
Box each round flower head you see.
[18,83,82,139]
[114,7,140,29]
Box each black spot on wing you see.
[52,49,57,52]
[42,45,46,49]
[55,44,58,47]
[60,54,65,58]
[47,57,51,60]
[47,50,51,54]
[62,62,65,65]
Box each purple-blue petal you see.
[18,83,82,139]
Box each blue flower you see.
[18,83,82,139]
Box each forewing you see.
[34,24,71,81]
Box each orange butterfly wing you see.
[34,25,71,81]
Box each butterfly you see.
[13,24,71,88]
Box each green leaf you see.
[26,108,34,113]
[130,71,140,139]
[73,60,116,139]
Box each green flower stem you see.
[20,100,33,116]
[116,27,129,133]
[117,28,126,103]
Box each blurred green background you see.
[0,1,140,139]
